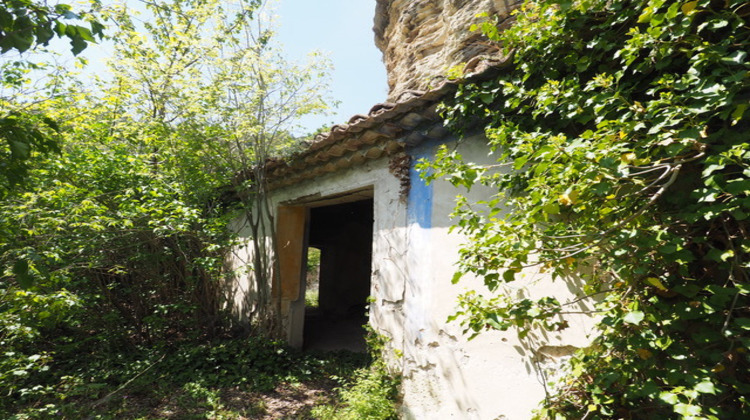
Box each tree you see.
[424,0,750,418]
[103,0,333,333]
[1,0,103,194]
[1,0,332,410]
[0,0,103,54]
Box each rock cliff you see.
[374,0,521,101]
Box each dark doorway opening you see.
[303,198,373,352]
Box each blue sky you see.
[275,0,388,134]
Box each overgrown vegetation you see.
[312,332,400,420]
[423,0,750,418]
[1,0,346,417]
[306,247,321,308]
[1,0,103,193]
[1,334,370,418]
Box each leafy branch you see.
[426,0,750,418]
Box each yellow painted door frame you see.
[274,205,308,347]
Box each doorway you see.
[303,197,374,352]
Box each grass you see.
[310,361,400,420]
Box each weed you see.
[1,334,370,419]
[311,331,400,420]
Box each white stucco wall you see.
[228,135,598,419]
[398,135,598,419]
[227,209,268,324]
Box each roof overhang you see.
[264,56,512,191]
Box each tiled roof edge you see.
[264,55,512,190]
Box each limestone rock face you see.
[374,0,521,102]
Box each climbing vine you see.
[423,0,750,418]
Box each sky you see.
[274,0,388,133]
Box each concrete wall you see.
[228,134,597,419]
[227,211,267,325]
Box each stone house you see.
[229,1,596,418]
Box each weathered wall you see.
[227,211,269,325]
[398,135,598,419]
[228,135,598,419]
[228,156,409,349]
[374,0,521,101]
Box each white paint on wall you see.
[227,135,598,419]
[395,136,598,419]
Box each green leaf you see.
[731,104,747,126]
[74,25,96,42]
[12,259,29,277]
[9,140,31,159]
[451,271,463,284]
[720,249,735,262]
[645,277,668,291]
[0,8,13,28]
[659,391,679,405]
[681,1,698,15]
[62,11,80,20]
[54,4,73,14]
[35,24,55,45]
[542,202,560,215]
[91,20,105,37]
[70,35,88,55]
[54,21,67,36]
[722,51,747,66]
[695,380,717,395]
[623,311,645,325]
[12,259,33,289]
[674,403,702,416]
[8,31,34,53]
[726,180,750,196]
[638,7,654,23]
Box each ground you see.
[89,377,339,419]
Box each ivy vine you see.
[423,0,750,418]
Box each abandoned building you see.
[229,0,597,418]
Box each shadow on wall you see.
[430,326,479,414]
[507,268,601,388]
[410,270,598,417]
[222,215,272,331]
[369,224,409,367]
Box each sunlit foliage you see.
[423,0,750,417]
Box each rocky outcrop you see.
[374,0,521,101]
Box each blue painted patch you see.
[407,139,443,228]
